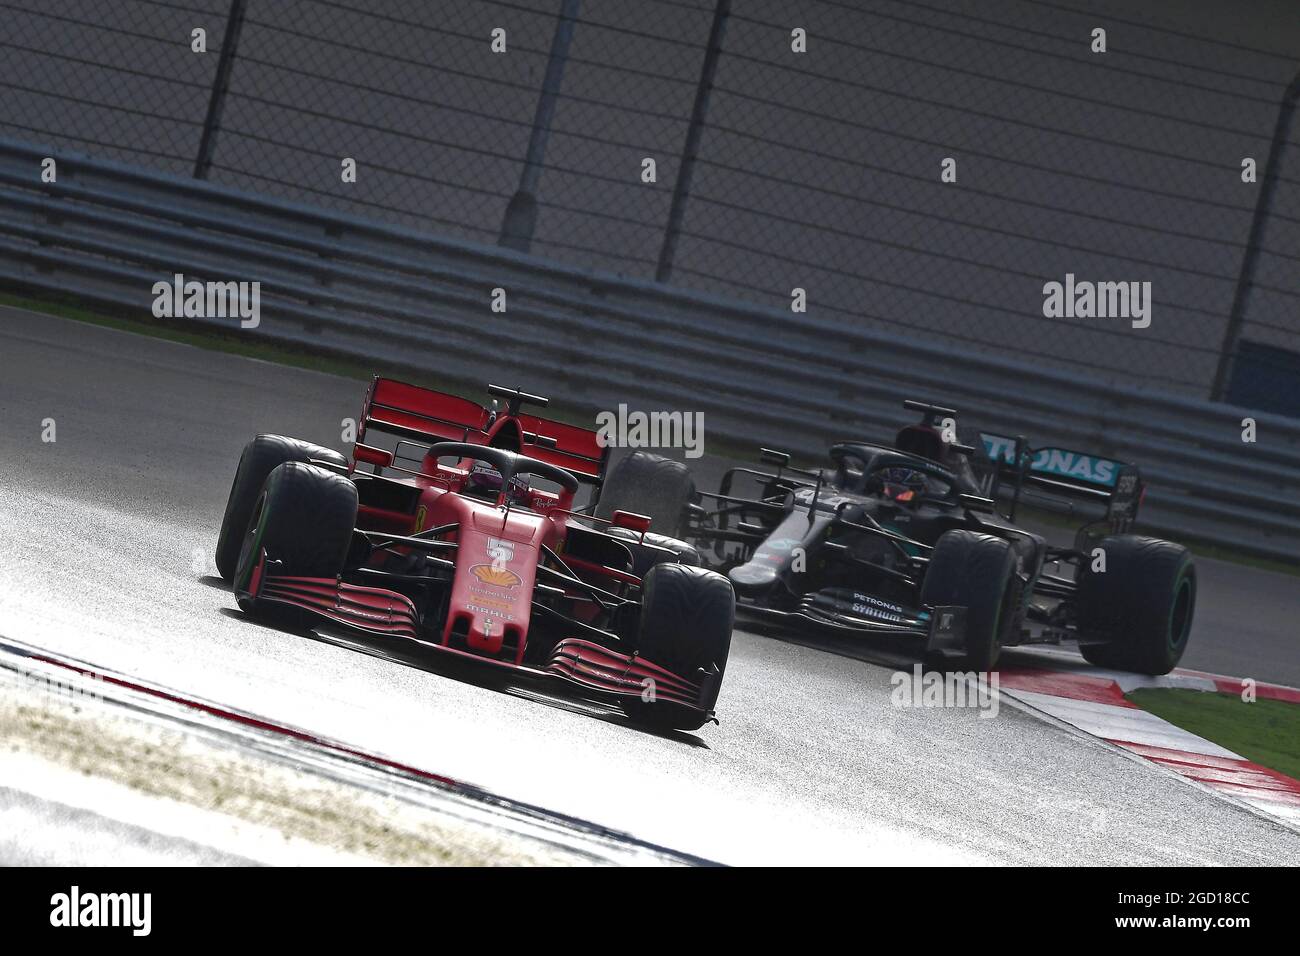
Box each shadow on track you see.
[739,616,1080,677]
[215,600,709,749]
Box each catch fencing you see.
[1,1,1299,557]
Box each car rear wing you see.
[511,411,607,482]
[979,431,1143,528]
[360,377,490,444]
[356,377,608,484]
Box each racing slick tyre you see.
[234,461,358,628]
[596,451,694,538]
[920,530,1021,672]
[621,563,734,732]
[605,526,701,577]
[1076,535,1195,675]
[216,435,348,581]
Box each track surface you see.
[2,307,1297,864]
[0,785,255,866]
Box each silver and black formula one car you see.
[616,400,1195,675]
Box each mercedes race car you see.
[613,400,1195,675]
[214,378,734,731]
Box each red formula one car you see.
[214,379,734,731]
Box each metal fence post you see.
[193,0,249,180]
[1210,69,1300,402]
[655,0,730,284]
[499,0,580,252]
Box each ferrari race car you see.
[609,400,1196,675]
[213,378,734,731]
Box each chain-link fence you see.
[2,0,1298,412]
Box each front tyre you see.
[621,563,734,731]
[920,530,1021,672]
[233,461,358,626]
[1076,535,1195,675]
[215,435,348,580]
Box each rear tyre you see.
[920,530,1020,671]
[216,435,348,581]
[621,563,734,731]
[596,451,694,537]
[233,461,358,627]
[1076,535,1195,675]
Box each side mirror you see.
[353,443,394,469]
[958,494,996,513]
[611,510,653,535]
[760,448,790,468]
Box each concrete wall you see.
[2,0,1297,399]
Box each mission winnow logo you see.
[49,886,151,936]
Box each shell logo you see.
[470,564,521,588]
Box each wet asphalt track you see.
[1,306,1298,864]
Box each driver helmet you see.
[876,465,929,503]
[464,461,531,505]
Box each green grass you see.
[1127,688,1300,782]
